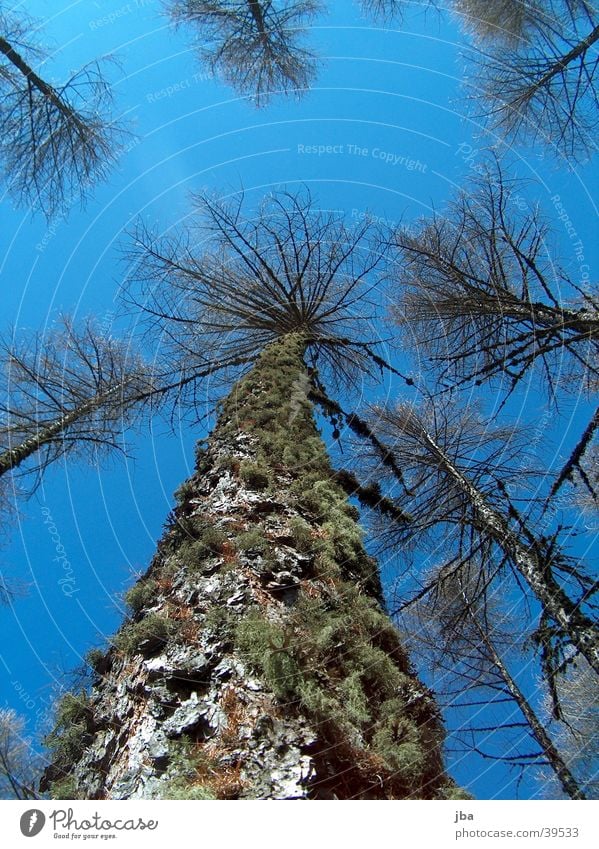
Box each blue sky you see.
[0,0,597,801]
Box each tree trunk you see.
[41,334,461,800]
[0,404,92,478]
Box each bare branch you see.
[390,159,599,397]
[124,188,390,392]
[0,9,127,217]
[399,558,586,797]
[358,1,440,22]
[166,0,322,105]
[0,317,155,485]
[368,399,599,676]
[459,1,599,159]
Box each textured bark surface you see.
[42,335,463,800]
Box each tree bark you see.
[41,334,460,800]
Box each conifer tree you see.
[40,191,463,800]
[390,160,599,398]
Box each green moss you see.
[296,678,338,720]
[46,723,89,762]
[113,613,173,656]
[54,692,90,726]
[125,579,158,613]
[282,439,323,469]
[236,528,268,552]
[172,514,202,540]
[44,692,93,771]
[298,585,431,785]
[288,516,314,552]
[199,526,228,554]
[338,672,372,725]
[161,557,179,580]
[215,454,239,473]
[178,526,228,570]
[203,606,235,636]
[174,479,195,504]
[85,648,106,673]
[289,471,326,498]
[210,331,387,591]
[231,581,442,793]
[161,737,218,800]
[323,514,363,562]
[251,408,277,426]
[371,699,427,777]
[177,539,206,570]
[49,775,83,800]
[163,783,216,800]
[380,738,426,777]
[194,441,210,474]
[239,460,271,490]
[44,691,94,777]
[215,335,330,482]
[236,613,301,699]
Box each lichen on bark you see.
[41,333,460,800]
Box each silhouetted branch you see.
[391,159,599,397]
[125,188,389,390]
[167,0,322,104]
[0,9,126,217]
[458,0,599,159]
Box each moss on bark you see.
[41,333,458,800]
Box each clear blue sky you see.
[0,0,597,801]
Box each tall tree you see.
[399,557,587,799]
[364,400,599,678]
[166,1,322,104]
[358,1,598,159]
[0,8,124,217]
[40,191,463,800]
[539,659,599,798]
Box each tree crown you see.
[126,189,390,393]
